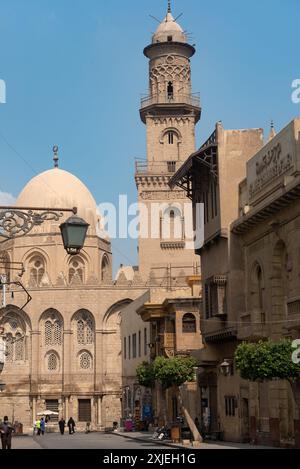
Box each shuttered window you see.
[78,399,91,422]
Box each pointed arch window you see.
[28,255,46,286]
[47,353,59,372]
[75,312,95,346]
[44,316,62,347]
[101,255,110,282]
[69,256,85,284]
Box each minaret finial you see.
[168,0,171,13]
[53,145,59,168]
[268,120,276,142]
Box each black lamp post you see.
[60,215,89,256]
[0,206,89,256]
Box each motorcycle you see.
[152,426,170,441]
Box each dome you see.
[152,12,186,44]
[16,168,99,233]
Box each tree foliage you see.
[136,356,197,389]
[136,361,156,389]
[235,339,300,381]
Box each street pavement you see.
[11,431,276,450]
[11,432,176,450]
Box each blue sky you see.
[0,0,299,273]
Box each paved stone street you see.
[10,432,276,450]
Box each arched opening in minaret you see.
[167,81,174,99]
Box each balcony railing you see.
[140,92,201,110]
[135,160,179,175]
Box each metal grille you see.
[48,353,58,371]
[6,334,13,362]
[80,352,92,370]
[45,321,52,346]
[15,333,24,360]
[77,320,85,344]
[53,321,62,345]
[78,399,91,422]
[86,318,94,344]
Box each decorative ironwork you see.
[0,206,76,241]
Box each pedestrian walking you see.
[59,418,66,435]
[36,418,41,436]
[0,416,14,450]
[40,417,45,436]
[67,417,76,434]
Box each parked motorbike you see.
[152,426,170,441]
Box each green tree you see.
[136,361,156,389]
[235,340,300,381]
[153,355,197,389]
[136,356,197,426]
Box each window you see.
[44,318,62,347]
[69,256,85,284]
[101,255,110,282]
[182,313,196,333]
[168,131,174,145]
[79,351,92,370]
[78,399,91,422]
[138,331,141,358]
[167,35,173,42]
[6,334,13,362]
[205,277,226,318]
[167,81,174,99]
[15,332,24,361]
[48,353,58,372]
[128,336,131,360]
[28,255,45,286]
[144,328,147,356]
[0,251,10,283]
[167,161,176,172]
[132,333,137,359]
[76,312,94,345]
[225,396,237,417]
[124,337,127,360]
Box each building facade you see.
[0,4,203,434]
[171,118,300,447]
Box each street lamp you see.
[60,215,89,256]
[219,359,233,377]
[0,206,88,255]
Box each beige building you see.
[136,7,201,280]
[120,5,203,428]
[0,166,152,432]
[0,4,203,434]
[171,118,300,447]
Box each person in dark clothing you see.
[67,417,76,434]
[59,419,66,435]
[0,416,14,450]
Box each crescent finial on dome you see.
[53,145,59,168]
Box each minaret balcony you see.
[140,92,201,123]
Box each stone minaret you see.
[136,3,201,281]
